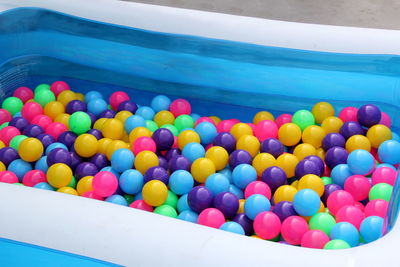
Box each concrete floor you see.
[126,0,400,30]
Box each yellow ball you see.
[106,140,129,160]
[18,138,43,162]
[44,101,65,120]
[142,180,168,207]
[236,134,260,157]
[178,130,200,150]
[74,134,98,157]
[129,127,152,144]
[238,199,245,213]
[122,132,130,143]
[302,125,325,148]
[297,174,325,196]
[47,163,73,188]
[154,111,175,127]
[57,187,78,196]
[291,180,299,188]
[276,153,299,178]
[205,146,229,171]
[316,147,325,161]
[57,90,77,107]
[345,135,371,153]
[54,113,70,128]
[312,102,335,124]
[230,123,253,140]
[77,176,93,196]
[135,151,159,174]
[278,123,301,146]
[0,161,6,172]
[273,185,297,204]
[0,140,5,149]
[253,111,275,124]
[115,111,133,124]
[209,116,221,125]
[102,119,124,140]
[98,138,113,155]
[191,157,216,183]
[293,143,316,161]
[75,93,85,102]
[321,116,343,134]
[252,153,276,177]
[93,118,108,131]
[366,124,392,148]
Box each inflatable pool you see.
[1,0,400,266]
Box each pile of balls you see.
[0,81,399,250]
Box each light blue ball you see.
[124,115,146,134]
[331,164,351,187]
[178,210,198,223]
[205,173,230,196]
[8,159,32,181]
[244,194,271,220]
[378,140,400,165]
[182,142,205,163]
[45,142,68,155]
[293,189,320,216]
[330,222,359,247]
[392,132,400,141]
[85,91,103,103]
[105,194,128,206]
[195,122,217,145]
[35,156,48,173]
[232,164,257,189]
[218,167,233,183]
[169,170,194,195]
[87,98,107,116]
[100,166,120,178]
[360,216,384,243]
[228,184,244,199]
[111,148,134,173]
[376,163,397,171]
[347,149,375,175]
[13,112,21,118]
[34,182,54,191]
[191,113,201,122]
[133,192,143,201]
[220,221,245,235]
[151,95,171,112]
[136,106,155,120]
[119,169,143,195]
[177,194,190,213]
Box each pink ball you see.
[281,216,309,245]
[0,171,19,183]
[21,102,43,122]
[379,112,391,128]
[344,175,371,201]
[254,120,278,141]
[365,199,389,218]
[354,201,365,211]
[0,126,21,146]
[244,181,271,199]
[13,87,34,103]
[372,167,397,186]
[194,117,216,127]
[246,123,256,133]
[229,119,240,124]
[22,170,46,187]
[197,208,225,228]
[130,200,154,212]
[205,144,213,151]
[109,91,130,110]
[169,99,191,117]
[92,171,118,197]
[323,163,331,177]
[338,107,358,122]
[327,190,355,215]
[50,81,70,97]
[254,211,281,239]
[133,136,156,155]
[82,191,105,200]
[31,115,53,129]
[45,122,67,139]
[0,109,12,125]
[300,230,330,249]
[275,114,292,128]
[217,120,235,133]
[335,205,365,230]
[172,136,178,148]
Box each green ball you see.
[146,120,158,132]
[369,183,393,201]
[13,183,24,186]
[174,115,194,132]
[292,110,315,131]
[1,97,23,116]
[34,84,50,94]
[69,111,91,135]
[0,122,9,130]
[9,135,28,151]
[161,124,179,136]
[321,177,332,185]
[124,194,134,205]
[163,191,178,208]
[268,234,281,242]
[309,212,336,236]
[34,89,56,107]
[154,205,177,218]
[68,176,77,188]
[324,239,350,249]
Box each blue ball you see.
[195,122,217,145]
[119,169,143,195]
[330,164,352,187]
[34,182,54,191]
[8,159,32,181]
[228,184,244,199]
[232,164,257,189]
[133,192,143,201]
[151,95,171,112]
[378,140,400,165]
[177,194,190,213]
[218,167,233,183]
[45,142,68,155]
[111,148,134,173]
[330,222,359,247]
[100,166,120,178]
[136,106,155,120]
[85,91,103,103]
[182,142,205,163]
[35,156,48,173]
[244,194,271,220]
[191,113,201,122]
[169,170,194,195]
[293,189,320,216]
[87,98,107,116]
[13,112,21,118]
[178,210,198,223]
[220,221,245,235]
[205,173,230,196]
[347,149,374,175]
[360,216,384,243]
[124,115,146,133]
[105,194,128,206]
[392,132,400,141]
[376,163,397,171]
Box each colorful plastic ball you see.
[31,115,52,129]
[366,124,392,148]
[109,91,130,110]
[325,147,348,169]
[55,186,78,195]
[321,183,342,204]
[216,120,235,133]
[21,102,43,122]
[54,113,70,128]
[75,175,93,195]
[274,153,297,178]
[244,181,272,200]
[198,208,225,228]
[253,120,278,142]
[84,91,103,104]
[162,190,178,208]
[219,221,245,235]
[67,111,90,135]
[34,89,56,107]
[324,239,351,249]
[379,111,391,128]
[46,163,73,188]
[338,106,357,122]
[143,166,169,185]
[177,210,198,223]
[231,163,257,189]
[89,153,109,170]
[98,109,116,119]
[180,142,204,164]
[232,213,254,236]
[169,99,191,117]
[109,148,134,172]
[153,110,174,127]
[259,166,285,193]
[86,98,107,116]
[292,110,315,131]
[273,185,297,204]
[22,170,46,187]
[229,149,252,169]
[339,121,364,140]
[236,134,260,158]
[151,128,173,151]
[0,147,19,166]
[295,158,322,179]
[309,212,336,236]
[190,157,215,183]
[57,131,77,150]
[251,211,281,239]
[118,169,143,195]
[0,126,21,145]
[117,101,137,114]
[168,170,194,195]
[176,194,190,213]
[2,97,23,116]
[273,201,297,222]
[173,115,193,132]
[132,136,156,155]
[124,115,146,134]
[296,174,324,196]
[322,133,346,151]
[101,118,124,140]
[228,184,244,199]
[203,146,228,171]
[301,126,325,149]
[150,95,171,112]
[22,124,43,138]
[336,205,365,229]
[372,167,397,187]
[365,199,389,218]
[8,117,29,132]
[209,192,238,219]
[329,222,358,247]
[153,204,177,218]
[293,189,320,216]
[229,123,253,141]
[253,111,274,124]
[74,134,98,157]
[194,117,216,128]
[7,159,32,181]
[243,194,270,220]
[65,100,86,114]
[134,151,159,174]
[0,109,12,126]
[312,102,334,124]
[128,127,151,145]
[293,143,316,161]
[345,134,371,153]
[0,171,18,183]
[321,116,343,134]
[49,81,69,97]
[378,140,400,164]
[360,216,384,243]
[357,104,381,128]
[327,190,355,215]
[160,124,179,137]
[194,121,217,146]
[82,191,104,200]
[281,216,309,245]
[275,114,292,128]
[259,138,283,158]
[129,199,153,212]
[177,130,200,150]
[188,186,213,213]
[343,175,371,201]
[369,183,393,201]
[328,164,349,188]
[278,123,301,146]
[301,230,330,249]
[91,171,118,197]
[45,142,68,155]
[18,137,43,162]
[105,194,128,206]
[204,173,229,196]
[46,147,71,166]
[213,132,236,153]
[13,87,34,103]
[165,148,181,161]
[75,162,99,180]
[347,149,374,175]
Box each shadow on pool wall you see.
[0,7,400,235]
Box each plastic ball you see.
[204,173,229,196]
[322,133,345,152]
[8,117,29,132]
[76,176,93,195]
[293,189,320,216]
[174,114,194,132]
[278,123,301,146]
[252,211,281,239]
[366,124,392,148]
[134,151,159,174]
[110,148,134,172]
[118,101,138,113]
[22,170,46,187]
[91,171,117,197]
[216,120,235,133]
[275,114,292,128]
[230,123,253,141]
[198,208,225,228]
[330,222,359,247]
[104,194,128,206]
[34,89,56,107]
[213,192,239,219]
[109,91,130,110]
[89,153,109,170]
[232,163,257,189]
[378,140,400,164]
[347,149,374,175]
[0,126,21,145]
[46,163,73,188]
[46,147,71,166]
[169,99,191,117]
[309,212,336,236]
[365,199,389,218]
[133,136,156,155]
[295,158,322,178]
[254,120,278,141]
[292,110,315,131]
[99,109,116,119]
[371,167,397,186]
[253,111,274,124]
[301,230,329,249]
[67,111,90,135]
[143,166,169,185]
[325,147,348,169]
[128,127,151,144]
[178,210,199,223]
[203,146,228,171]
[49,81,69,97]
[115,111,133,125]
[160,124,179,137]
[54,113,70,128]
[118,169,143,195]
[321,116,343,134]
[296,174,324,197]
[360,216,384,243]
[342,175,371,201]
[177,130,200,150]
[168,170,194,195]
[87,98,107,116]
[194,122,217,146]
[154,205,177,218]
[323,239,351,249]
[2,97,23,116]
[75,162,98,180]
[231,213,253,236]
[136,106,155,121]
[151,95,171,112]
[124,115,146,134]
[357,104,381,127]
[0,171,19,183]
[18,137,43,162]
[260,138,284,158]
[260,166,286,193]
[302,125,325,148]
[380,112,391,128]
[66,100,87,114]
[345,135,371,153]
[273,185,297,204]
[369,183,393,201]
[21,102,43,122]
[13,87,34,103]
[327,190,355,215]
[22,124,44,138]
[188,186,213,213]
[220,221,245,235]
[281,216,309,245]
[244,181,271,201]
[7,159,31,181]
[74,134,98,157]
[213,132,236,153]
[276,153,298,178]
[244,194,271,220]
[293,143,316,161]
[180,142,204,163]
[102,119,124,140]
[312,102,334,124]
[339,107,358,122]
[340,121,364,140]
[191,157,215,183]
[336,205,364,229]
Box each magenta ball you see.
[344,175,371,201]
[301,230,329,249]
[197,208,225,228]
[281,216,309,245]
[335,205,365,229]
[327,190,355,215]
[254,211,281,239]
[92,171,118,197]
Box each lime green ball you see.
[108,104,112,110]
[174,115,194,132]
[9,135,28,151]
[1,97,23,116]
[124,194,134,205]
[34,84,50,94]
[161,124,179,136]
[154,205,177,218]
[34,89,56,107]
[369,183,393,201]
[68,176,77,188]
[309,212,336,236]
[0,122,9,130]
[163,191,178,208]
[69,111,91,135]
[13,183,24,186]
[324,239,350,249]
[292,110,315,131]
[146,120,158,132]
[268,234,281,242]
[321,177,332,185]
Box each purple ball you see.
[322,133,346,151]
[66,100,87,114]
[273,201,297,221]
[321,183,342,204]
[261,166,287,192]
[213,132,236,153]
[0,147,19,166]
[168,155,191,173]
[90,153,109,170]
[232,213,254,236]
[87,129,103,140]
[23,124,44,137]
[75,162,98,180]
[260,138,284,158]
[304,155,324,175]
[118,101,138,113]
[99,109,116,118]
[325,146,348,169]
[57,131,77,149]
[86,112,96,127]
[36,133,55,149]
[158,155,168,170]
[8,117,29,132]
[165,148,181,161]
[143,166,169,184]
[47,148,71,166]
[357,104,381,128]
[188,186,213,213]
[339,121,364,139]
[152,128,174,151]
[213,192,239,219]
[229,149,252,168]
[70,152,83,171]
[295,159,322,178]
